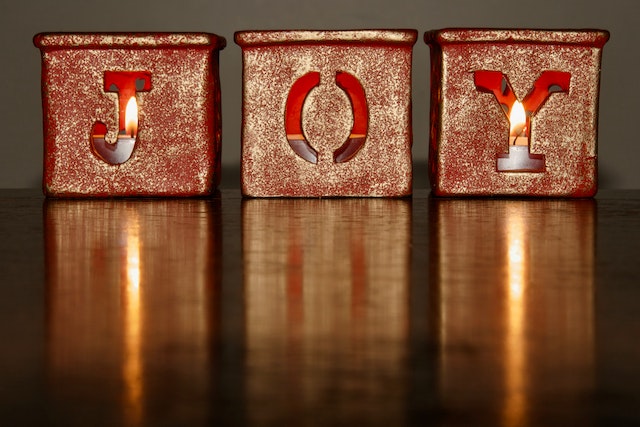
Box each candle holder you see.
[34,33,225,197]
[235,30,417,197]
[425,29,609,197]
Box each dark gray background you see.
[1,0,636,189]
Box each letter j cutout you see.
[474,70,570,172]
[91,71,152,165]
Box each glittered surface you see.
[235,30,417,46]
[425,29,609,197]
[35,33,224,48]
[236,30,417,197]
[34,33,225,197]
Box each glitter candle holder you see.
[235,30,417,197]
[34,33,225,197]
[425,29,609,197]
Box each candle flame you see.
[125,97,138,138]
[509,100,526,137]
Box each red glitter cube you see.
[425,29,609,197]
[235,30,417,197]
[34,33,225,197]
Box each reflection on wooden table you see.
[37,193,604,425]
[430,198,595,426]
[242,198,411,425]
[44,199,221,426]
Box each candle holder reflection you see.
[44,198,221,425]
[429,198,595,426]
[242,198,411,424]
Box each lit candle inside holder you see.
[498,99,545,173]
[473,70,572,174]
[92,96,139,165]
[34,33,225,197]
[90,70,151,165]
[425,29,609,197]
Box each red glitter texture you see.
[235,30,417,198]
[34,33,225,197]
[425,29,609,197]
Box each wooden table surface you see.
[1,189,639,426]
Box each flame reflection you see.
[123,210,142,424]
[505,206,526,426]
[44,199,220,426]
[430,198,595,426]
[242,198,411,424]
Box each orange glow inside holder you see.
[284,71,369,164]
[90,71,152,165]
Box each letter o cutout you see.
[285,71,368,164]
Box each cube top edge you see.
[424,28,609,48]
[33,32,226,51]
[234,29,418,47]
